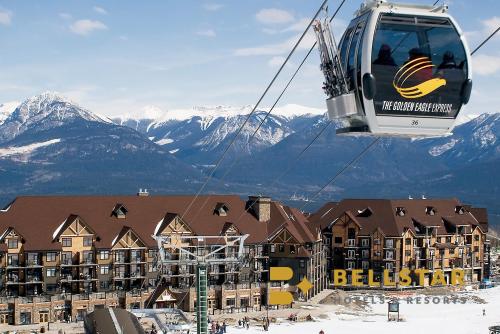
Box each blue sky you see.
[0,0,499,118]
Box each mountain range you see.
[0,92,498,227]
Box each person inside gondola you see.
[373,44,397,66]
[437,51,465,83]
[437,51,457,70]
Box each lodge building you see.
[0,194,326,325]
[0,194,489,325]
[308,198,489,286]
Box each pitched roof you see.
[0,195,315,251]
[309,198,488,237]
[268,202,317,244]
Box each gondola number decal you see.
[411,120,419,126]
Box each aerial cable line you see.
[219,44,317,182]
[471,26,499,55]
[220,0,348,180]
[296,28,500,212]
[299,137,381,212]
[179,0,331,221]
[187,0,348,225]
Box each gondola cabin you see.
[313,0,472,137]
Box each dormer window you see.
[214,203,230,217]
[396,207,406,216]
[112,204,128,219]
[357,207,373,217]
[455,206,465,215]
[425,206,436,216]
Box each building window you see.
[99,250,110,260]
[362,249,369,258]
[474,246,479,252]
[375,251,381,257]
[46,268,56,277]
[290,245,296,254]
[374,238,380,245]
[347,261,355,269]
[385,250,394,260]
[347,249,356,258]
[83,237,93,247]
[226,298,235,307]
[446,236,452,243]
[278,244,285,253]
[334,237,343,244]
[347,228,356,239]
[46,284,57,293]
[362,261,369,269]
[474,235,480,241]
[299,259,306,268]
[386,262,394,270]
[7,239,18,249]
[46,252,56,262]
[405,250,411,256]
[385,239,394,248]
[270,245,275,253]
[148,249,158,258]
[148,263,157,273]
[361,239,370,247]
[62,238,72,247]
[7,254,19,266]
[405,238,411,245]
[100,265,110,275]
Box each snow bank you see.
[230,287,500,334]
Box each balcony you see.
[130,257,146,264]
[26,260,43,267]
[346,239,356,247]
[60,274,98,283]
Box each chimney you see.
[137,188,149,197]
[247,196,271,222]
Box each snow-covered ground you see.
[231,287,500,334]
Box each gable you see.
[54,215,95,241]
[271,228,299,244]
[157,214,193,236]
[112,227,146,249]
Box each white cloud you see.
[93,6,107,15]
[0,9,12,26]
[282,18,311,33]
[268,56,286,67]
[235,31,316,56]
[59,13,72,20]
[203,3,223,11]
[472,54,500,75]
[256,8,294,25]
[196,29,216,38]
[465,16,500,44]
[69,19,108,36]
[482,16,500,32]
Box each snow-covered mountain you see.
[0,101,20,125]
[0,92,498,226]
[0,92,203,201]
[112,104,325,164]
[0,92,111,143]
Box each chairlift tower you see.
[153,234,249,334]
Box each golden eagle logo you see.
[393,56,446,98]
